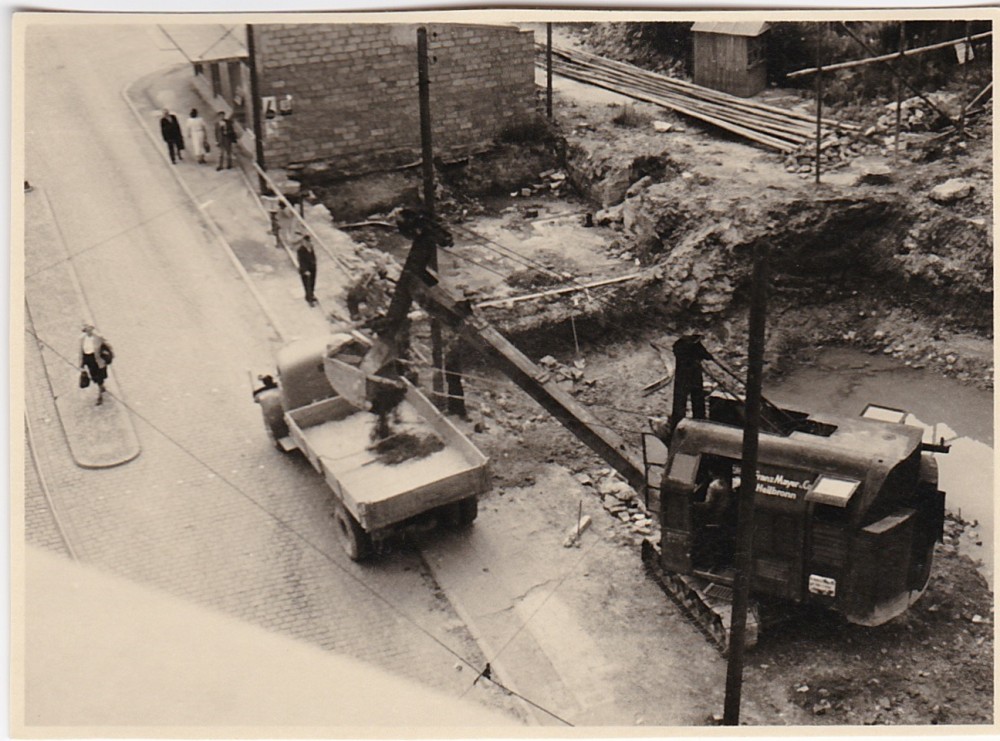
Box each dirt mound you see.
[369,432,445,466]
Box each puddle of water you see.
[769,346,994,582]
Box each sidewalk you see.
[125,63,369,345]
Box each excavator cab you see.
[653,337,948,634]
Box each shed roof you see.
[690,21,770,37]
[158,24,248,62]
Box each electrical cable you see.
[25,179,236,280]
[25,325,573,726]
[397,358,649,437]
[461,521,602,704]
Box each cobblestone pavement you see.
[23,425,72,559]
[20,23,518,725]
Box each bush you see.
[612,103,652,128]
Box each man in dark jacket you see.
[214,111,236,170]
[159,109,184,164]
[296,235,317,306]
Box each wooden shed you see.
[691,21,770,98]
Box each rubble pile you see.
[538,354,595,394]
[783,90,981,177]
[576,468,657,538]
[508,168,569,199]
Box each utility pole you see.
[959,21,972,137]
[417,27,446,409]
[546,23,554,120]
[894,22,905,164]
[246,24,267,194]
[723,242,768,726]
[814,23,823,185]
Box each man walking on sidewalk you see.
[214,111,236,170]
[159,109,185,164]
[296,234,318,306]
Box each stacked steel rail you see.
[538,44,860,153]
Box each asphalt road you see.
[20,23,509,727]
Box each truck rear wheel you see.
[332,501,373,561]
[447,496,478,529]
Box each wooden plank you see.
[549,59,799,150]
[549,51,847,146]
[787,30,993,78]
[558,56,818,135]
[475,273,643,309]
[548,44,861,130]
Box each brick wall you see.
[254,23,536,173]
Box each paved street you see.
[20,23,512,726]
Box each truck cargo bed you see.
[286,382,489,532]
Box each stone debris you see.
[577,469,655,537]
[537,354,593,394]
[510,169,569,197]
[929,178,974,204]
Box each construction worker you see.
[670,334,711,436]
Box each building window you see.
[193,62,204,76]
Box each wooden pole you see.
[723,242,768,727]
[786,30,992,78]
[837,22,961,131]
[814,23,823,185]
[894,22,905,164]
[960,22,972,137]
[546,23,554,119]
[245,24,267,193]
[417,27,446,409]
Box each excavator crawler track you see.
[641,539,759,655]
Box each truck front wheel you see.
[332,501,373,561]
[256,388,289,452]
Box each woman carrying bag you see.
[79,323,113,406]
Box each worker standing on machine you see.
[670,334,712,437]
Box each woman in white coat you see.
[185,108,209,164]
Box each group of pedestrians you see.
[159,108,236,169]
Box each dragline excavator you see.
[260,208,949,651]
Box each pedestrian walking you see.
[185,108,209,164]
[214,111,236,170]
[159,109,185,164]
[79,323,113,406]
[296,234,318,306]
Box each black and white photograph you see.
[12,7,995,734]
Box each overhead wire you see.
[395,357,649,438]
[25,178,236,280]
[25,325,573,726]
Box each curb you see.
[418,550,541,727]
[120,74,290,343]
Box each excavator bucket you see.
[321,332,381,411]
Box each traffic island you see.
[55,389,140,469]
[25,189,142,470]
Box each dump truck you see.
[253,332,489,560]
[295,208,949,650]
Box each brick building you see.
[167,23,537,177]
